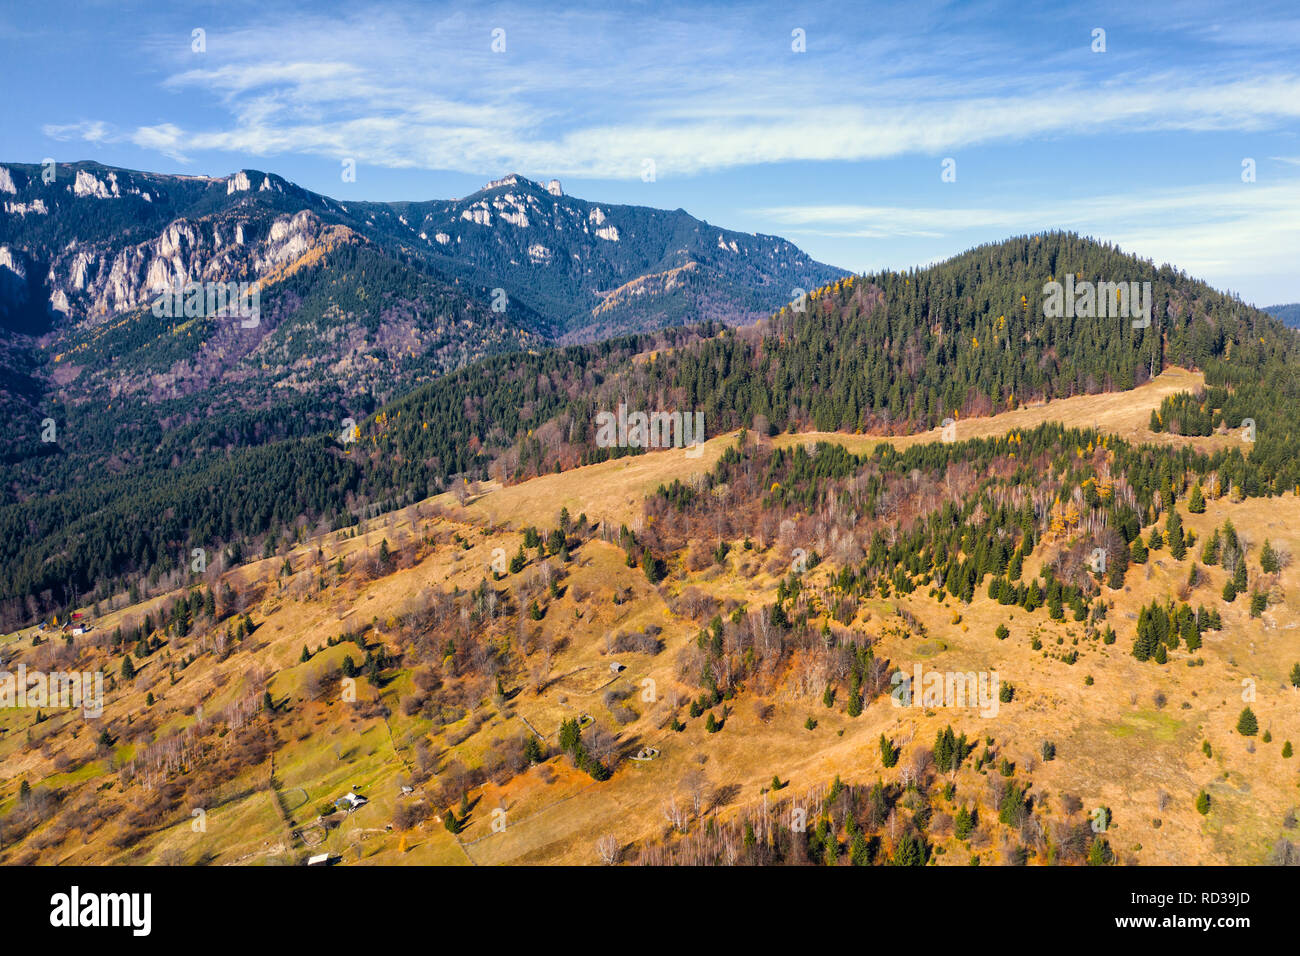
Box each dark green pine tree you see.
[1087,836,1113,866]
[891,832,925,866]
[1007,548,1024,580]
[1237,707,1258,736]
[954,805,974,840]
[849,830,872,866]
[1261,540,1280,574]
[1232,557,1248,593]
[1166,510,1186,560]
[1201,529,1221,565]
[879,734,899,768]
[847,690,863,717]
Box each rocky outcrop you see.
[0,162,844,343]
[73,169,119,199]
[0,246,27,281]
[41,208,332,318]
[0,245,31,315]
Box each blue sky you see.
[4,0,1300,304]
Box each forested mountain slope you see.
[2,231,1297,627]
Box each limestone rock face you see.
[0,245,27,281]
[73,169,118,199]
[38,208,328,317]
[0,162,844,344]
[0,245,29,310]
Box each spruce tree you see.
[1237,707,1258,736]
[1233,558,1248,593]
[879,734,899,767]
[1261,540,1280,574]
[1201,529,1221,565]
[954,805,973,840]
[1166,511,1186,559]
[1250,590,1267,617]
[850,831,871,866]
[1087,836,1112,866]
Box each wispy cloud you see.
[43,120,111,144]
[756,179,1300,292]
[37,2,1300,178]
[16,0,1300,301]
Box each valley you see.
[4,367,1298,867]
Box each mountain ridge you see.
[3,229,1299,625]
[0,160,845,341]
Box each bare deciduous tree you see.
[596,833,620,865]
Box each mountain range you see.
[0,161,841,341]
[0,161,842,487]
[2,164,1299,628]
[1265,303,1300,328]
[4,167,1300,871]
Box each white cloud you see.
[42,120,110,143]
[27,0,1300,301]
[756,180,1300,301]
[40,4,1300,178]
[131,124,190,162]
